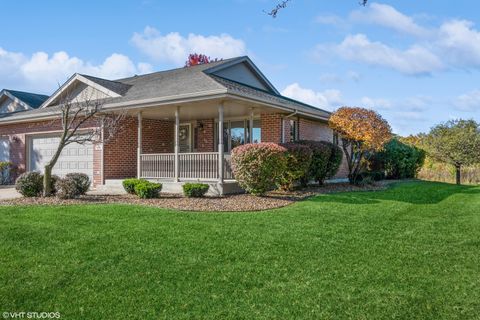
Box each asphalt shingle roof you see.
[5,90,49,109]
[0,56,330,122]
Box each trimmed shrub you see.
[55,173,90,199]
[55,178,79,199]
[279,142,312,191]
[370,138,425,179]
[122,178,144,194]
[297,140,342,185]
[183,183,209,197]
[15,172,43,197]
[134,181,162,199]
[231,143,287,196]
[65,173,90,195]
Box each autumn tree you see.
[43,91,125,196]
[185,53,221,67]
[329,107,392,184]
[423,119,480,185]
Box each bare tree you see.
[43,90,125,196]
[266,0,368,18]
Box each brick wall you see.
[196,119,215,152]
[0,118,102,185]
[260,113,283,143]
[142,119,174,153]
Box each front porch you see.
[132,99,290,195]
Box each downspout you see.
[282,110,298,143]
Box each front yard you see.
[0,181,479,319]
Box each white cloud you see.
[437,20,480,68]
[281,83,342,110]
[454,89,480,111]
[314,34,443,75]
[313,4,480,74]
[350,3,429,37]
[361,96,392,110]
[0,48,151,93]
[131,27,247,65]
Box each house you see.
[0,56,347,194]
[0,89,49,163]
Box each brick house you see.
[0,56,347,195]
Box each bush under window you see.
[297,140,342,185]
[231,143,287,196]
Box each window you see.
[289,119,298,142]
[333,132,339,145]
[215,119,261,152]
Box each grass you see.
[0,181,479,319]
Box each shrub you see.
[15,171,43,197]
[55,173,90,199]
[366,170,386,182]
[65,173,91,195]
[278,143,312,191]
[183,183,209,197]
[231,143,287,196]
[134,181,162,199]
[370,138,425,179]
[122,178,144,194]
[297,140,342,185]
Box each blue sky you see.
[1,1,480,135]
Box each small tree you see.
[42,91,125,196]
[185,53,221,67]
[424,119,480,185]
[329,107,392,184]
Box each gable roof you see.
[0,89,49,109]
[0,56,331,122]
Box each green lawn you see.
[1,181,479,319]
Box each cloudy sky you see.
[1,1,480,135]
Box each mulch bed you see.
[0,182,392,212]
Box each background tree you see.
[43,91,125,196]
[329,107,392,184]
[266,0,368,18]
[185,53,221,67]
[423,119,480,185]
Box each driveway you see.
[0,186,21,200]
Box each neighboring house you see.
[0,89,49,163]
[0,56,347,194]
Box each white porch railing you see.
[140,152,234,180]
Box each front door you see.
[179,124,191,153]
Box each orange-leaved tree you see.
[329,107,392,184]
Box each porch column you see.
[249,108,254,143]
[137,112,142,178]
[218,103,224,184]
[174,106,180,182]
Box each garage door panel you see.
[30,135,93,180]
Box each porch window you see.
[215,119,261,152]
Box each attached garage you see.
[28,135,94,180]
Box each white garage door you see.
[29,135,93,179]
[0,138,9,162]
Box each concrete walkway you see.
[0,186,21,200]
